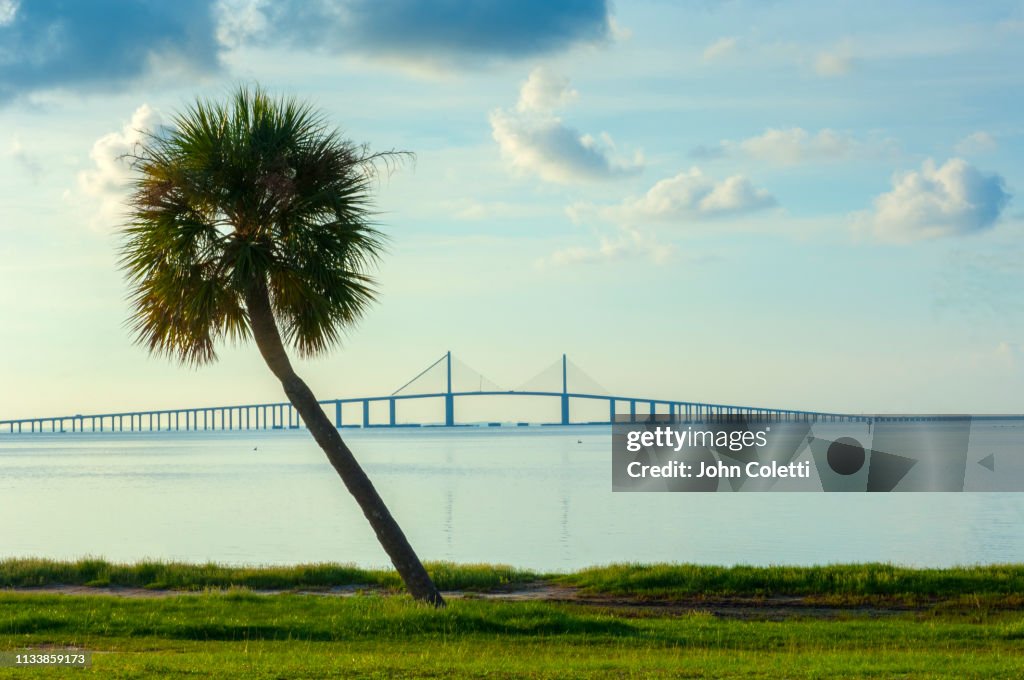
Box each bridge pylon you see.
[444,350,454,427]
[1,350,875,434]
[561,353,569,426]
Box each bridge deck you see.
[0,389,869,434]
[11,352,955,435]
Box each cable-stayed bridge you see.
[0,352,864,434]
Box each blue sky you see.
[1,0,1022,418]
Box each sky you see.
[1,0,1023,419]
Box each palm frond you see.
[119,85,406,364]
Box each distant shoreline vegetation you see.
[3,559,1024,601]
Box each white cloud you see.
[702,37,737,63]
[698,175,775,214]
[74,104,163,230]
[607,16,633,41]
[955,131,997,156]
[814,41,854,77]
[0,0,18,26]
[737,127,857,163]
[600,168,776,223]
[8,136,41,180]
[858,158,1011,242]
[516,67,577,113]
[490,68,643,184]
[693,127,886,165]
[216,0,270,48]
[539,226,672,267]
[441,199,538,221]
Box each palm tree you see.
[119,85,444,606]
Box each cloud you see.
[74,104,164,230]
[955,131,997,156]
[490,67,642,183]
[0,1,612,99]
[242,0,611,64]
[215,0,269,48]
[691,127,889,165]
[737,128,858,163]
[599,169,777,223]
[516,67,577,112]
[8,136,42,180]
[688,144,729,161]
[994,341,1023,368]
[858,158,1011,242]
[702,36,737,63]
[814,41,854,77]
[539,226,673,267]
[643,170,776,217]
[0,0,220,100]
[0,0,17,26]
[441,198,540,221]
[814,52,852,77]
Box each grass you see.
[0,558,536,592]
[0,592,1021,678]
[1,560,1022,676]
[5,558,1024,600]
[561,562,1024,601]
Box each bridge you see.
[0,352,865,435]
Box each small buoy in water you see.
[253,447,258,451]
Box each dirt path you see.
[456,583,926,620]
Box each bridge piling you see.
[1,352,871,434]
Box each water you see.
[1,427,1023,570]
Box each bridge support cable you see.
[388,351,506,426]
[516,354,609,425]
[1,350,877,432]
[391,353,450,396]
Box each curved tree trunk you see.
[245,281,444,607]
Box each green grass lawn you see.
[0,593,1022,678]
[0,561,1022,678]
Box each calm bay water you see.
[1,427,1023,570]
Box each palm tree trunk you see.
[245,281,444,607]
